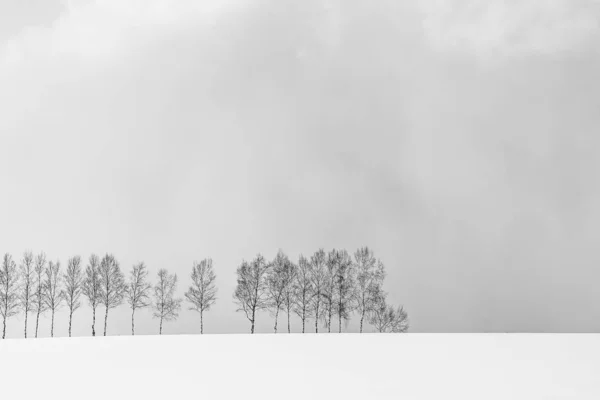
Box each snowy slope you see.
[1,334,599,399]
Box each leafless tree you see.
[32,252,47,338]
[44,260,63,338]
[293,255,313,333]
[281,261,298,334]
[82,254,102,336]
[0,253,20,339]
[322,250,338,333]
[185,259,217,334]
[333,249,355,333]
[152,269,182,335]
[233,254,271,334]
[98,254,126,336]
[19,251,35,338]
[368,290,409,333]
[125,262,152,336]
[309,249,327,333]
[354,247,386,333]
[266,251,288,333]
[62,256,83,337]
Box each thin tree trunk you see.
[92,305,96,337]
[24,311,28,338]
[287,308,291,333]
[251,307,256,334]
[131,309,135,336]
[200,311,204,334]
[274,309,279,333]
[360,311,365,334]
[339,309,342,333]
[69,310,73,337]
[159,316,163,335]
[35,308,41,338]
[315,301,319,333]
[51,309,55,338]
[2,316,6,339]
[104,307,108,336]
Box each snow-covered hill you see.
[1,334,599,399]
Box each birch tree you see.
[281,260,297,334]
[368,291,409,333]
[309,249,327,333]
[353,247,385,333]
[98,254,126,336]
[44,260,62,338]
[322,250,338,333]
[82,254,102,336]
[32,252,47,338]
[184,259,217,334]
[19,251,35,338]
[0,253,19,339]
[333,249,355,333]
[62,256,83,337]
[125,262,152,335]
[293,254,313,333]
[266,252,288,333]
[152,269,182,335]
[233,254,270,334]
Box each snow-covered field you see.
[1,334,599,399]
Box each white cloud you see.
[419,0,600,59]
[0,0,249,66]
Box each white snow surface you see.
[1,333,599,399]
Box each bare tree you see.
[44,260,63,338]
[82,254,102,336]
[266,251,288,333]
[368,290,409,333]
[353,247,385,333]
[98,254,126,336]
[185,259,217,334]
[322,250,338,333]
[19,251,35,338]
[62,256,83,337]
[281,261,297,334]
[125,262,152,336]
[333,249,355,333]
[309,249,327,333]
[32,252,47,338]
[152,269,182,335]
[233,254,271,334]
[293,254,313,333]
[0,253,20,339]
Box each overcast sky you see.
[1,0,599,337]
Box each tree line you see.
[0,247,407,338]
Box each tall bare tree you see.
[185,259,217,334]
[281,260,298,334]
[293,255,313,333]
[353,247,385,333]
[125,262,152,336]
[333,249,355,333]
[32,252,47,338]
[322,250,338,333]
[62,256,83,337]
[152,269,182,335]
[82,254,102,336]
[98,254,126,336]
[0,253,20,339]
[44,260,63,338]
[368,290,409,333]
[19,251,35,338]
[233,254,271,334]
[266,252,288,333]
[309,249,327,333]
